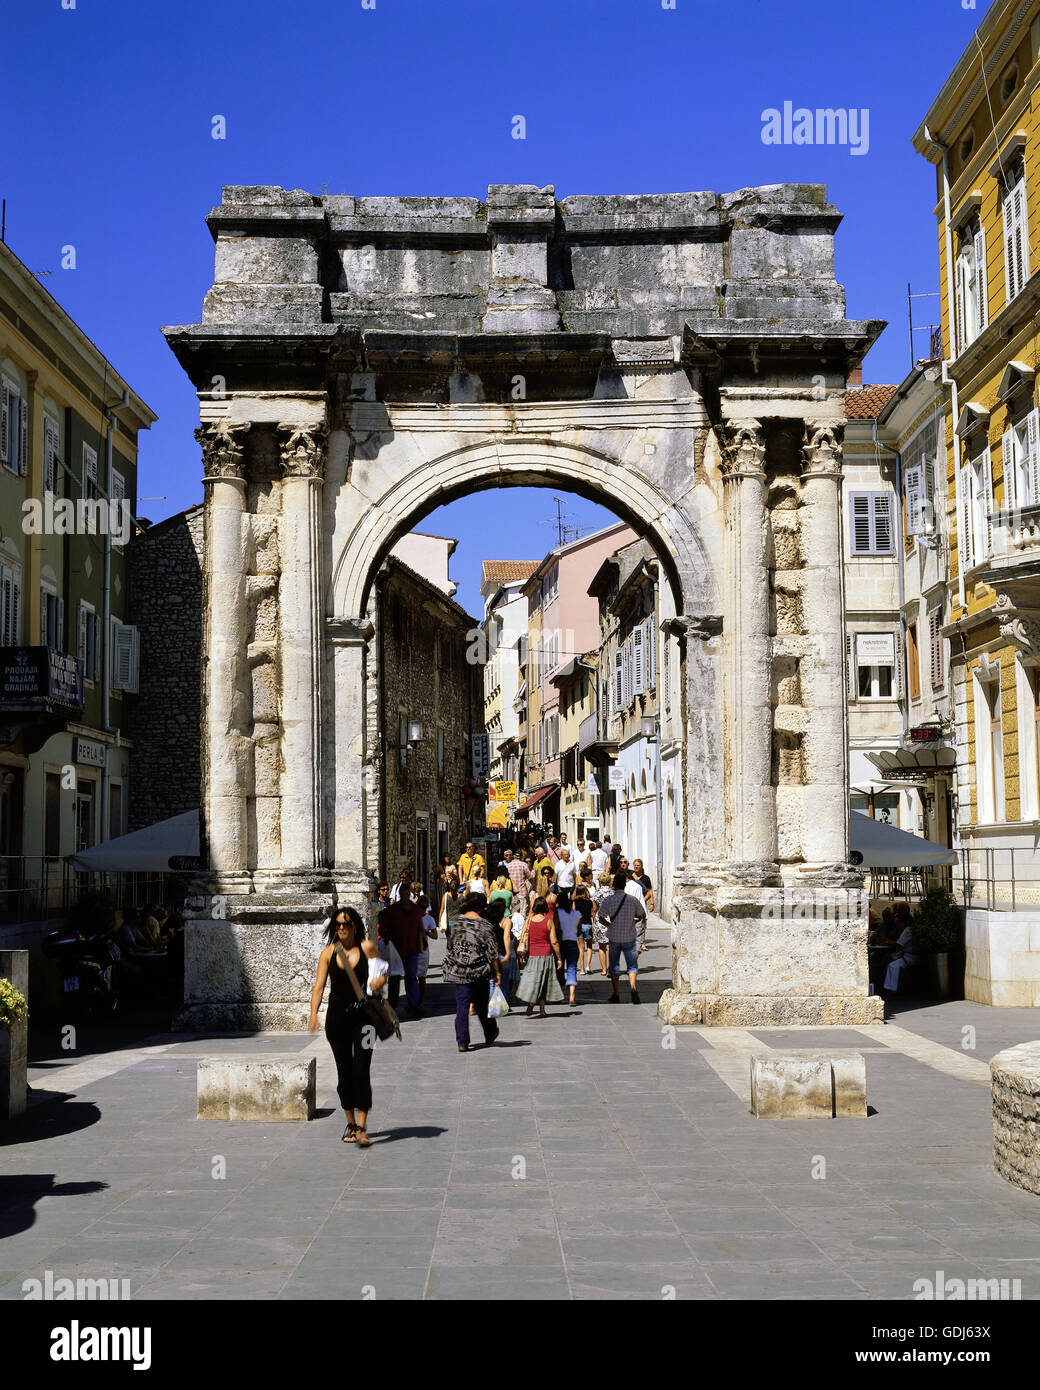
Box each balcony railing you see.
[578,714,598,752]
[989,504,1040,560]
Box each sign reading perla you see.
[0,647,83,709]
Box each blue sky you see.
[8,0,984,614]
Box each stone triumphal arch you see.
[164,182,885,1029]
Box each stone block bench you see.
[197,1055,316,1121]
[991,1042,1040,1195]
[750,1052,867,1119]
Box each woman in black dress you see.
[308,907,387,1148]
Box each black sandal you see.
[356,1127,372,1148]
[342,1123,358,1143]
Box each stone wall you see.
[127,506,204,831]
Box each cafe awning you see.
[517,785,558,813]
[69,810,201,873]
[849,811,957,868]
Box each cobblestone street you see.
[2,923,1038,1302]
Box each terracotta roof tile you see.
[481,560,539,586]
[845,384,898,419]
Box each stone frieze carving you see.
[277,422,328,478]
[195,421,250,479]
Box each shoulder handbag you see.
[337,946,401,1042]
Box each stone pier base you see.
[174,883,340,1032]
[665,874,884,1027]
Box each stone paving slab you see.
[3,930,1040,1300]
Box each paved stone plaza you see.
[2,923,1039,1301]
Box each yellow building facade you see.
[915,0,1040,1004]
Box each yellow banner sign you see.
[491,780,517,803]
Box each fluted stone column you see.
[276,422,327,877]
[799,421,850,867]
[197,421,251,881]
[719,420,777,873]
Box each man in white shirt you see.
[589,841,608,876]
[554,848,576,891]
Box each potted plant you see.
[0,972,29,1124]
[911,887,962,999]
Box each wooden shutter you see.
[1,566,11,646]
[633,625,645,696]
[960,463,974,571]
[646,618,656,690]
[18,399,27,475]
[1004,428,1018,513]
[11,573,21,645]
[846,633,856,700]
[1028,409,1040,507]
[872,492,893,553]
[43,417,59,493]
[850,494,872,554]
[40,587,48,645]
[614,650,623,711]
[956,252,968,353]
[0,380,8,467]
[57,597,64,653]
[1014,177,1028,297]
[929,607,943,687]
[83,444,97,498]
[1004,182,1017,302]
[974,225,988,331]
[905,465,922,535]
[982,446,994,558]
[78,605,88,671]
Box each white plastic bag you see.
[488,984,510,1017]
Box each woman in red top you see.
[516,896,564,1017]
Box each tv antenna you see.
[538,495,589,548]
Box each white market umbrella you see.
[849,811,957,869]
[69,810,200,873]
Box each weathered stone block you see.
[657,988,703,1025]
[197,1054,316,1121]
[991,1041,1040,1195]
[750,1051,867,1118]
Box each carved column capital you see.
[802,420,845,476]
[196,420,250,480]
[667,614,723,641]
[995,592,1040,652]
[717,419,766,479]
[278,422,328,479]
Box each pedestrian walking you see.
[597,872,646,1004]
[555,888,582,1006]
[504,848,531,900]
[308,907,388,1147]
[457,841,485,885]
[516,896,564,1016]
[591,869,615,976]
[443,894,502,1051]
[378,885,425,1017]
[554,847,577,891]
[415,892,438,1010]
[490,871,514,917]
[574,881,595,975]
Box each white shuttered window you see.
[849,492,894,555]
[1003,170,1029,303]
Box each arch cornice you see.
[329,434,716,620]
